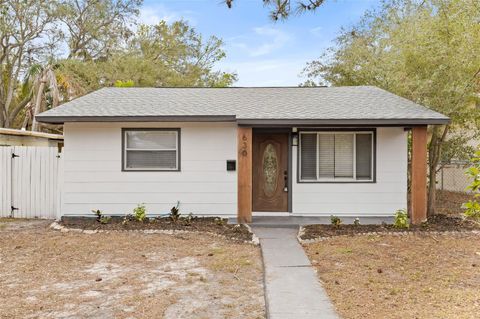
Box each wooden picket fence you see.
[0,146,62,219]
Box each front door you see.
[252,132,289,212]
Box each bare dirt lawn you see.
[304,233,480,319]
[0,219,264,319]
[436,190,474,215]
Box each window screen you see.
[124,129,179,171]
[318,134,334,178]
[300,131,374,182]
[356,134,372,180]
[300,133,317,180]
[334,134,353,178]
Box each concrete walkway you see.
[253,227,339,319]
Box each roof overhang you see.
[35,115,450,126]
[235,118,450,126]
[35,115,237,124]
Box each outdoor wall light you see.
[292,132,299,146]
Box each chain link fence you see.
[437,162,472,193]
[436,161,474,215]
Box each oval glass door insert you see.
[263,143,278,197]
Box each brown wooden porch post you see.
[237,127,252,223]
[410,126,428,224]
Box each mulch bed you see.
[300,214,480,240]
[60,216,253,242]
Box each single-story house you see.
[0,127,63,149]
[36,86,449,224]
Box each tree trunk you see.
[31,78,46,132]
[21,103,32,130]
[426,125,449,216]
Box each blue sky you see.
[141,0,381,86]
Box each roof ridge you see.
[101,85,374,89]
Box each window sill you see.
[298,179,375,184]
[122,168,181,172]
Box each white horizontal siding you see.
[62,122,237,217]
[63,203,235,216]
[64,182,236,193]
[63,123,407,218]
[292,127,408,216]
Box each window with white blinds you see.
[299,131,374,182]
[123,129,180,171]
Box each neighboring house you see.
[0,128,63,149]
[36,86,449,224]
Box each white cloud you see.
[139,4,197,26]
[230,26,291,57]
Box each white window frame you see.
[122,128,180,171]
[299,131,375,183]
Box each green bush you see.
[463,150,480,220]
[393,209,409,229]
[353,218,360,226]
[99,216,111,224]
[92,209,103,222]
[169,205,181,222]
[330,215,342,228]
[133,204,147,222]
[114,80,134,87]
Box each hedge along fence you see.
[0,146,63,219]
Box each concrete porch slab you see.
[229,215,394,227]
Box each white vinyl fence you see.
[0,146,62,219]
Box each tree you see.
[0,0,235,130]
[303,0,480,216]
[463,149,480,221]
[224,0,325,20]
[30,64,60,131]
[0,0,58,128]
[57,20,237,95]
[57,0,142,60]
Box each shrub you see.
[463,150,480,220]
[114,80,134,87]
[122,214,133,225]
[170,204,181,222]
[393,209,409,229]
[353,218,360,226]
[99,216,111,224]
[133,204,147,222]
[183,213,196,226]
[214,217,226,226]
[330,215,342,228]
[463,200,480,220]
[92,209,103,222]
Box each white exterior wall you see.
[62,123,407,218]
[62,122,237,217]
[291,127,408,216]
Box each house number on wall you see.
[240,134,248,157]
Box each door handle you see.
[283,170,288,192]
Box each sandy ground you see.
[0,219,265,319]
[304,233,480,319]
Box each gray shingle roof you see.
[36,86,449,125]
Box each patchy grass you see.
[0,221,264,318]
[304,234,480,319]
